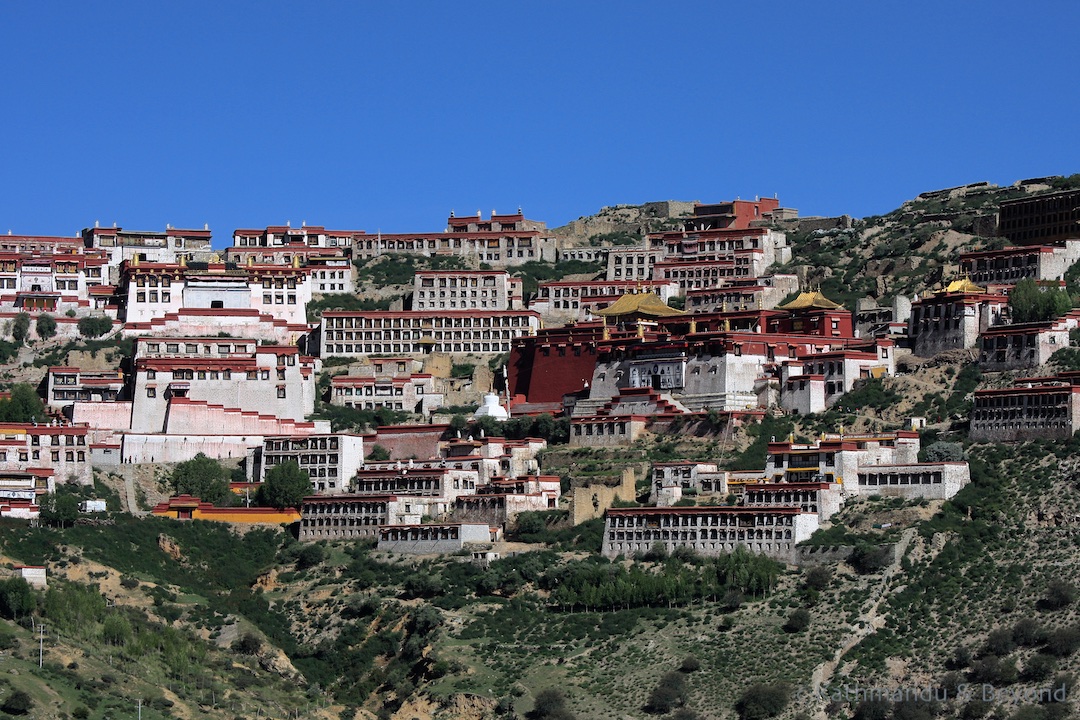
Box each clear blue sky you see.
[2,1,1078,246]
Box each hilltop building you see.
[960,242,1080,285]
[997,189,1080,245]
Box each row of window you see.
[145,383,288,398]
[144,342,256,355]
[1,449,86,462]
[326,342,513,354]
[324,315,532,328]
[28,434,86,446]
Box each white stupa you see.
[473,392,509,421]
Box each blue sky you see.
[2,1,1078,246]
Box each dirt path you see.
[808,528,918,718]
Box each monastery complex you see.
[3,187,1080,563]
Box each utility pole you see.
[37,624,44,668]
[137,698,142,719]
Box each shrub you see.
[804,566,833,591]
[679,655,701,673]
[0,577,35,620]
[100,614,132,646]
[645,671,687,714]
[920,441,965,462]
[0,384,46,423]
[528,688,575,720]
[232,632,262,655]
[982,627,1016,657]
[0,690,33,715]
[852,699,891,720]
[1042,580,1077,610]
[1013,618,1047,646]
[850,544,893,574]
[1009,278,1073,323]
[294,544,327,571]
[1022,653,1057,682]
[783,608,811,633]
[1045,625,1080,657]
[516,511,548,536]
[735,682,790,720]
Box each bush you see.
[1045,625,1080,657]
[1009,278,1073,323]
[1042,580,1077,610]
[528,688,576,720]
[1022,653,1057,682]
[982,627,1016,657]
[804,566,832,591]
[0,577,35,620]
[1013,618,1047,646]
[852,699,891,720]
[294,543,327,571]
[783,608,811,633]
[735,682,790,720]
[77,315,114,338]
[679,655,701,673]
[0,690,33,715]
[920,441,965,463]
[36,313,57,340]
[100,614,132,646]
[850,544,893,574]
[645,671,687,714]
[232,632,262,655]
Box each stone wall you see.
[572,467,636,525]
[792,216,853,233]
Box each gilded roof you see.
[777,290,843,310]
[944,277,986,294]
[594,292,686,318]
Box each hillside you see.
[4,438,1080,720]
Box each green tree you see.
[0,578,35,620]
[171,453,230,504]
[0,384,46,423]
[11,312,30,345]
[258,460,311,510]
[100,613,132,646]
[35,313,57,340]
[1009,278,1074,323]
[77,315,113,338]
[39,492,80,528]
